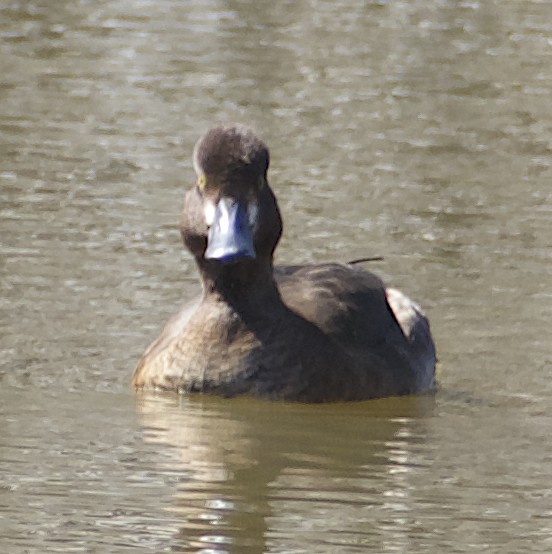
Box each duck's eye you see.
[197,174,206,190]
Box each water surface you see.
[1,0,551,552]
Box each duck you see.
[132,124,436,402]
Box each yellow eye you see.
[197,174,206,190]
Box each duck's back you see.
[275,263,436,395]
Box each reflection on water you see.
[135,394,438,553]
[134,392,552,553]
[2,388,551,552]
[1,0,551,552]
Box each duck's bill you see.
[204,197,256,263]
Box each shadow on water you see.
[134,393,437,552]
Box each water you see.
[1,0,551,552]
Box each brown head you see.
[181,125,283,296]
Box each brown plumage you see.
[132,124,436,402]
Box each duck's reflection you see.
[135,393,436,553]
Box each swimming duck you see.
[132,124,436,402]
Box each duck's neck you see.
[197,256,282,311]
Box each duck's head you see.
[181,125,283,279]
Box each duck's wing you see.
[275,263,436,392]
[275,263,403,349]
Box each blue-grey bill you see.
[204,197,256,263]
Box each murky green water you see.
[1,1,551,552]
